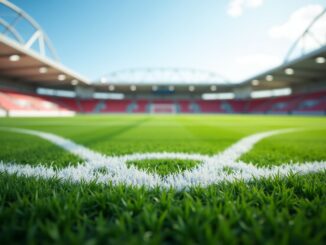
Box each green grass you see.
[127,158,201,176]
[241,129,326,166]
[0,131,81,167]
[0,115,325,244]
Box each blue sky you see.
[9,0,326,82]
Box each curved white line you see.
[0,127,325,190]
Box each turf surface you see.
[0,115,325,244]
[126,158,201,176]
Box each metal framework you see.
[284,7,326,63]
[98,68,230,85]
[0,0,59,61]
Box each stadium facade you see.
[0,0,325,116]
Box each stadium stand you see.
[51,97,82,112]
[79,100,99,113]
[0,88,325,116]
[0,1,325,118]
[133,100,148,113]
[227,100,248,113]
[178,100,193,113]
[292,91,326,115]
[100,100,131,113]
[0,89,75,117]
[195,100,224,113]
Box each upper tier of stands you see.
[0,89,75,116]
[0,89,325,116]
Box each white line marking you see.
[0,127,325,190]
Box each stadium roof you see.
[91,44,325,95]
[92,67,232,94]
[97,68,230,86]
[0,0,325,96]
[93,7,326,95]
[0,0,89,88]
[241,45,326,91]
[241,8,326,91]
[0,35,89,88]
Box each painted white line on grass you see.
[0,127,325,190]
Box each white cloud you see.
[269,4,326,47]
[236,53,281,68]
[227,0,264,17]
[234,53,282,79]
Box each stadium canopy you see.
[97,68,230,85]
[0,0,324,98]
[242,8,326,91]
[93,67,232,94]
[94,8,326,96]
[0,0,89,89]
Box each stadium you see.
[0,0,325,244]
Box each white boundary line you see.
[0,127,325,190]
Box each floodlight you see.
[266,75,273,82]
[284,68,294,75]
[251,80,259,86]
[39,67,48,74]
[71,79,78,85]
[58,74,66,81]
[315,57,325,64]
[9,54,20,62]
[130,85,136,91]
[210,85,217,91]
[152,85,158,91]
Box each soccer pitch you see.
[0,115,325,244]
